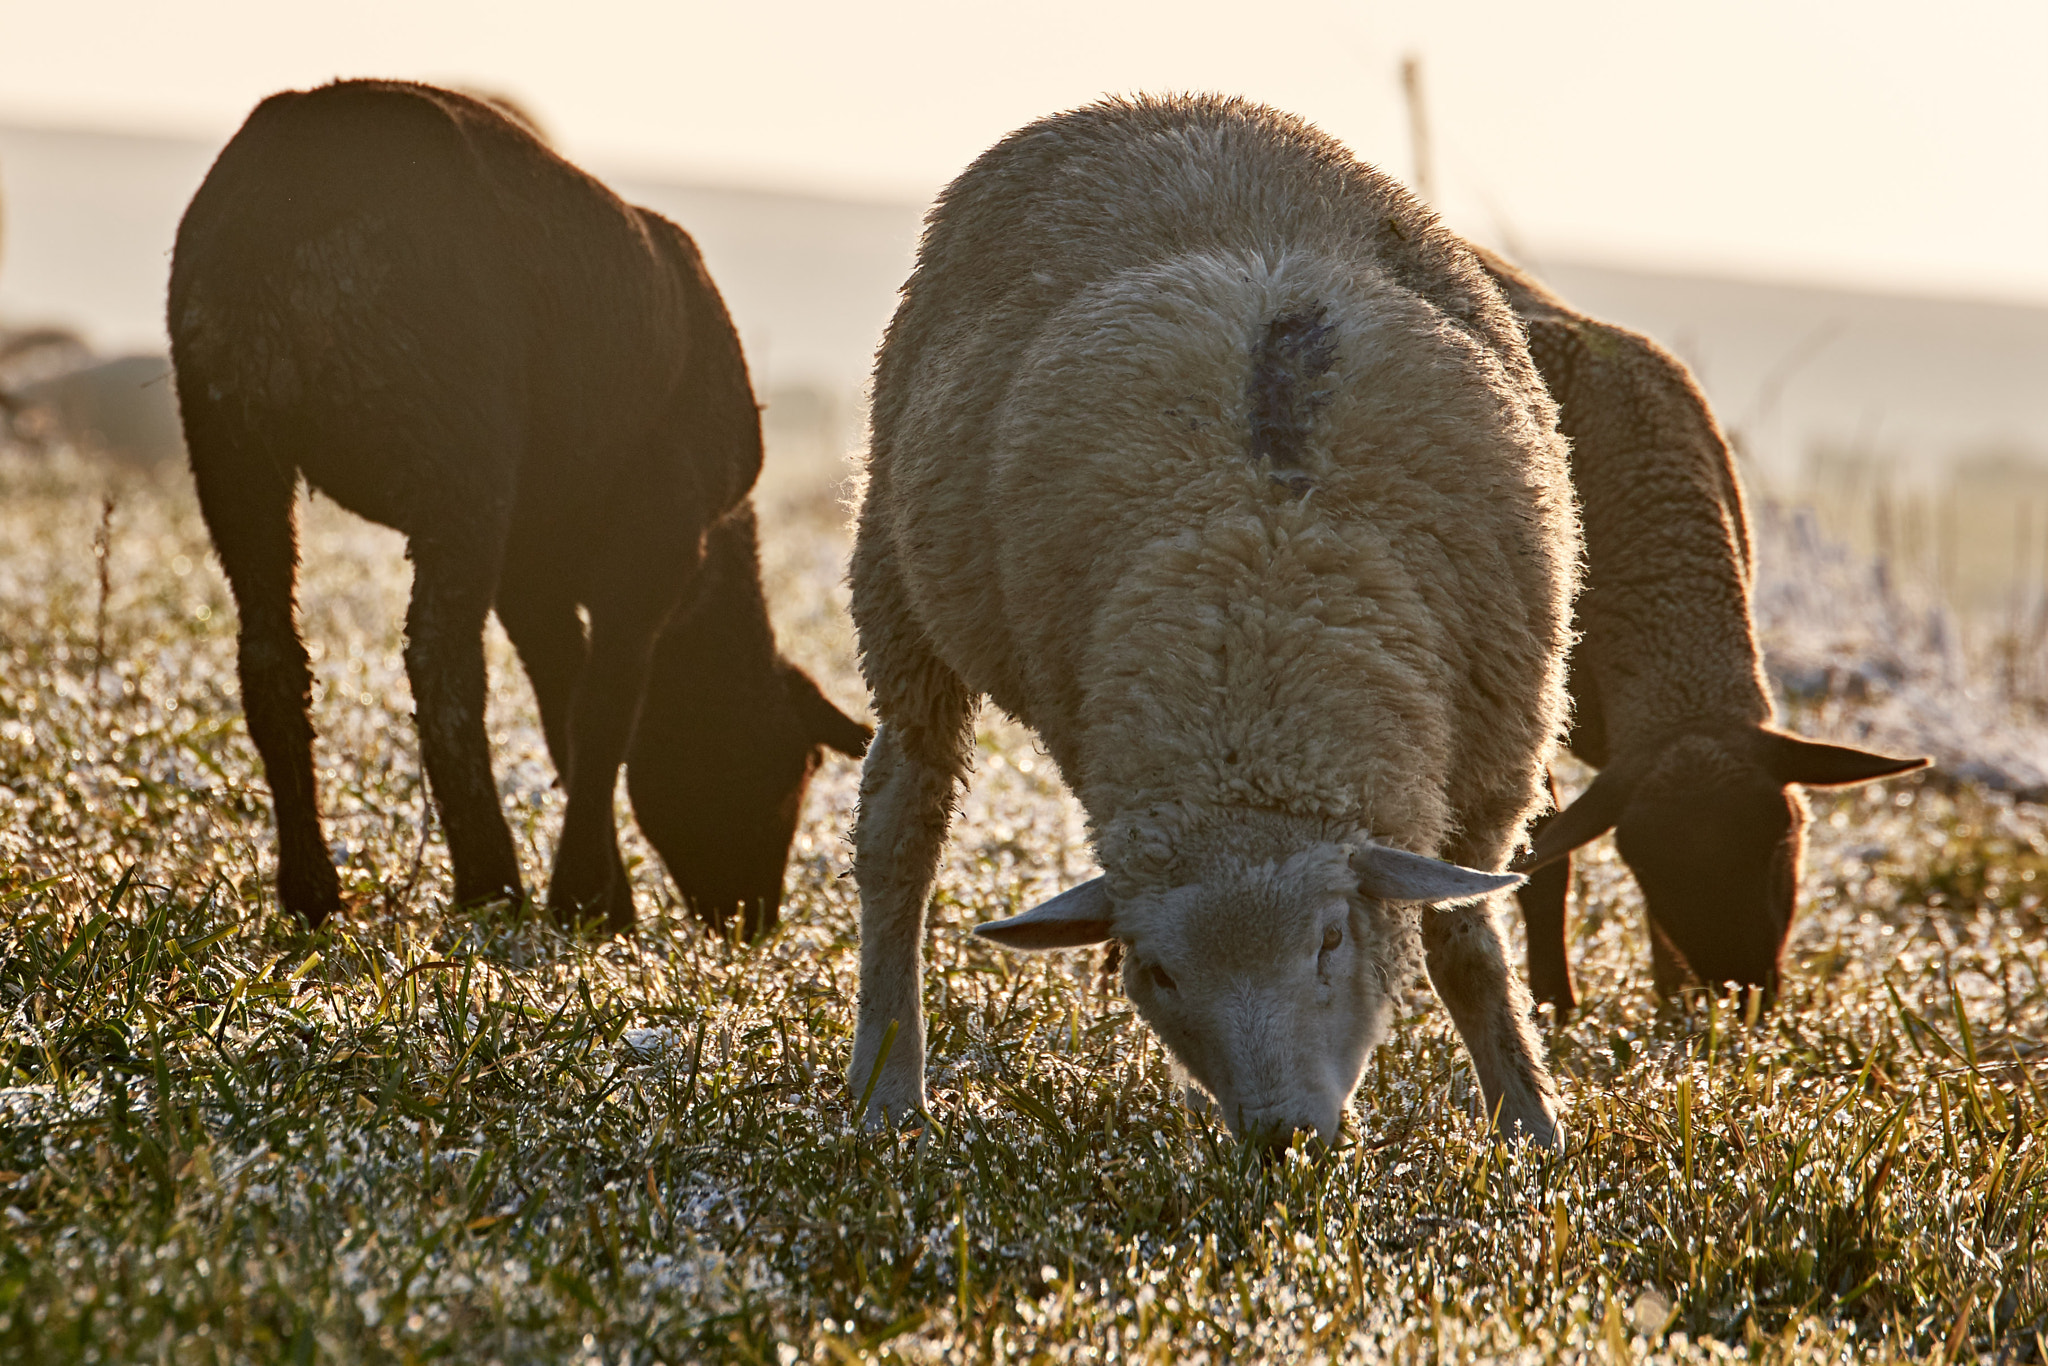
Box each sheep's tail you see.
[1245,306,1337,476]
[172,84,475,313]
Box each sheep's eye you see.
[1321,925,1343,953]
[1148,964,1178,993]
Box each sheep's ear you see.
[1349,844,1521,904]
[1517,765,1636,872]
[974,877,1114,951]
[1762,732,1928,788]
[784,667,872,758]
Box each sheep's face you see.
[977,839,1521,1146]
[1119,867,1390,1144]
[1529,728,1923,1010]
[1614,739,1800,1005]
[627,654,869,941]
[1118,846,1399,1146]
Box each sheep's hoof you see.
[1501,1108,1565,1153]
[452,875,527,912]
[278,863,344,929]
[547,881,636,936]
[848,1054,926,1132]
[854,1087,927,1133]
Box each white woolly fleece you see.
[849,95,1579,1145]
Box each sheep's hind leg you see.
[406,534,525,909]
[187,430,340,926]
[1421,895,1564,1150]
[494,569,586,782]
[546,610,661,932]
[1648,922,1693,1000]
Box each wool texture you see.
[1476,248,1922,1013]
[1474,250,1772,763]
[169,79,865,936]
[859,96,1579,885]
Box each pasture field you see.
[1,448,2045,1363]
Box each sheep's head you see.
[627,647,869,941]
[1616,737,1804,1002]
[1525,728,1926,1005]
[974,841,1518,1147]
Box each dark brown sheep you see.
[168,80,867,937]
[1478,251,1925,1015]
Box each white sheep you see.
[847,95,1578,1148]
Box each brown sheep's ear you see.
[1517,764,1638,872]
[785,668,873,757]
[974,878,1114,951]
[1762,732,1928,788]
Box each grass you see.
[1,447,2045,1363]
[1772,449,2048,708]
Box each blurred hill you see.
[1537,261,2048,488]
[3,118,2046,484]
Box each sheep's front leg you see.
[1422,897,1564,1149]
[1517,774,1577,1018]
[849,716,971,1126]
[1516,853,1575,1018]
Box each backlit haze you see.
[4,0,2045,304]
[4,0,2046,484]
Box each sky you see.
[2,0,2045,304]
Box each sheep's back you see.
[1478,253,1773,762]
[863,96,1576,862]
[170,80,716,534]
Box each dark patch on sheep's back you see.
[1245,306,1337,477]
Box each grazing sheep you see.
[1477,251,1926,1015]
[169,80,868,937]
[848,96,1578,1148]
[0,327,94,447]
[12,354,187,465]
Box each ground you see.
[0,448,2042,1363]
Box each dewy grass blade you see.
[0,873,73,907]
[2,449,2043,1360]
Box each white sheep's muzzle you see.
[1117,859,1396,1147]
[974,839,1511,1147]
